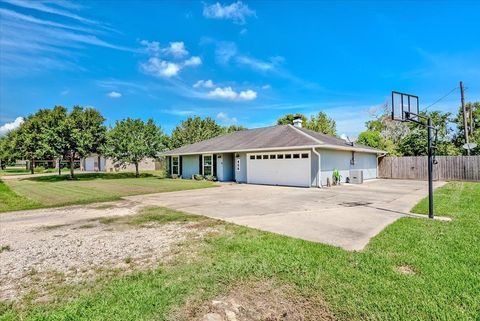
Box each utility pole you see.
[460,81,469,155]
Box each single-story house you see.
[80,154,161,172]
[163,119,385,188]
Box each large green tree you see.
[170,116,223,149]
[0,131,20,169]
[104,118,166,177]
[15,109,54,173]
[305,112,337,136]
[223,125,247,134]
[61,106,107,178]
[276,113,307,125]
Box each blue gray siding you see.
[182,155,200,179]
[234,153,247,183]
[319,149,377,185]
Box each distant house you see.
[80,154,161,172]
[162,119,385,187]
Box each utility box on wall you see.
[349,170,364,184]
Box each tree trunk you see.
[135,162,139,178]
[30,158,34,174]
[69,154,75,179]
[58,157,62,175]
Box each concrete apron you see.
[125,180,450,251]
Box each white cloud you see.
[61,89,70,95]
[261,84,271,90]
[203,1,255,24]
[207,87,257,101]
[140,41,201,78]
[163,41,188,58]
[216,112,237,124]
[184,56,202,66]
[107,91,122,98]
[140,58,181,78]
[238,89,257,100]
[193,79,215,88]
[215,41,237,64]
[0,117,24,136]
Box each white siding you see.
[320,149,377,185]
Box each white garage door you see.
[247,151,311,187]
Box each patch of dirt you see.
[396,265,416,275]
[0,202,219,302]
[174,280,336,321]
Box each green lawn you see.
[1,182,479,320]
[0,167,68,176]
[0,173,215,212]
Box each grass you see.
[0,180,41,212]
[0,245,11,253]
[0,167,68,176]
[97,206,205,226]
[0,172,215,213]
[1,182,479,320]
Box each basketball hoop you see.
[391,91,436,219]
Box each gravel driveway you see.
[0,201,201,301]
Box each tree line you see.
[1,103,477,178]
[0,106,247,178]
[355,102,479,156]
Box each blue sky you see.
[1,0,479,137]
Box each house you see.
[163,118,385,188]
[80,154,161,172]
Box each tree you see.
[15,109,54,174]
[104,118,166,177]
[277,113,307,125]
[356,131,384,149]
[453,102,480,155]
[61,106,107,178]
[397,111,460,156]
[305,112,337,136]
[0,132,20,169]
[223,125,247,134]
[170,116,223,149]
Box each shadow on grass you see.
[24,172,158,182]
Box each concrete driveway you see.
[127,179,445,251]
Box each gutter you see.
[311,147,322,188]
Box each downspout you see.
[312,148,322,188]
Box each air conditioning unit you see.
[349,170,363,184]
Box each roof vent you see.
[293,116,303,128]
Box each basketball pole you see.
[427,118,434,219]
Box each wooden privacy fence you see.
[378,156,480,181]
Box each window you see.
[250,155,255,160]
[263,155,268,159]
[256,155,262,160]
[277,154,284,159]
[301,153,309,159]
[293,154,300,159]
[172,156,180,175]
[203,155,212,176]
[285,154,292,159]
[236,158,241,171]
[269,154,276,159]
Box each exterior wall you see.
[103,157,157,172]
[319,149,377,185]
[234,153,247,183]
[81,154,106,171]
[182,155,200,179]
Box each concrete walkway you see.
[126,179,447,251]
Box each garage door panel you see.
[247,151,310,187]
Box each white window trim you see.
[172,156,180,175]
[202,154,213,176]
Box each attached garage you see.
[247,150,311,187]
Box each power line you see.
[423,86,459,111]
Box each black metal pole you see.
[427,118,434,219]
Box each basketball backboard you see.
[391,91,419,122]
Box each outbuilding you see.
[163,119,384,187]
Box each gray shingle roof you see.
[163,125,384,155]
